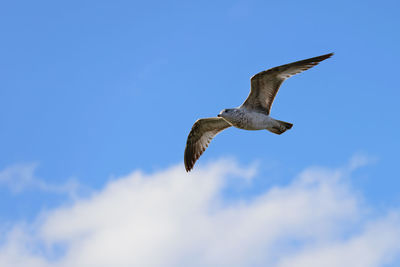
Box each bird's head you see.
[217,109,233,119]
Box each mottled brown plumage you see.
[184,118,231,172]
[241,53,333,114]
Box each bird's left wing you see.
[184,117,231,172]
[241,53,333,114]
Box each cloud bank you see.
[0,159,399,267]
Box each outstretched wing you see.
[184,117,231,172]
[241,53,333,114]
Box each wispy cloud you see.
[0,158,398,266]
[0,163,79,195]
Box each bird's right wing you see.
[184,117,231,172]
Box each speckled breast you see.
[228,110,270,130]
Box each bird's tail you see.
[267,119,293,135]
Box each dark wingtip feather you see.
[316,52,334,61]
[305,52,334,64]
[184,146,193,172]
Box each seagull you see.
[184,53,333,172]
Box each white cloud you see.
[277,213,400,267]
[0,158,399,267]
[0,163,79,195]
[0,163,38,192]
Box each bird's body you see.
[218,108,278,131]
[184,53,333,172]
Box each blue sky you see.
[0,1,400,266]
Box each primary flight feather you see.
[184,53,333,172]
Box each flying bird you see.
[184,53,333,172]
